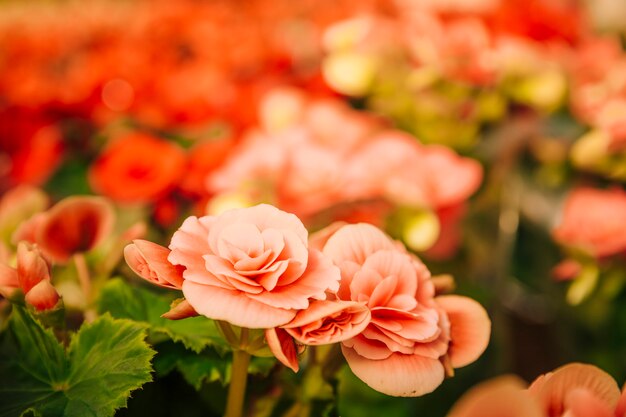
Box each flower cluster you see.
[210,88,482,257]
[126,203,490,396]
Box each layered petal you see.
[284,300,371,345]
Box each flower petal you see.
[565,388,614,417]
[246,249,340,310]
[265,328,300,372]
[322,223,396,265]
[36,196,115,263]
[529,363,621,416]
[16,242,50,293]
[182,280,295,328]
[124,240,184,289]
[341,346,445,397]
[25,279,60,311]
[161,299,199,320]
[447,376,542,417]
[435,295,491,368]
[284,300,371,345]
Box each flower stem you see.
[225,349,251,417]
[74,253,91,300]
[74,253,96,322]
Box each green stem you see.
[225,349,251,417]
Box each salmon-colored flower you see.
[0,242,60,311]
[528,363,621,417]
[168,204,341,329]
[447,363,625,417]
[124,239,185,289]
[447,376,542,417]
[319,223,490,397]
[17,196,115,263]
[89,132,186,204]
[553,188,626,258]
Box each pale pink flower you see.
[168,204,341,329]
[553,187,626,258]
[124,239,185,289]
[319,223,490,397]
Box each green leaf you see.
[153,342,229,390]
[0,306,154,417]
[97,278,227,353]
[154,342,277,391]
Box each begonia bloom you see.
[553,188,626,258]
[448,376,542,417]
[89,132,186,204]
[168,204,341,329]
[33,196,115,263]
[320,223,490,397]
[448,363,624,417]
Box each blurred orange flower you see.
[89,132,186,204]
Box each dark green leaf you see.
[0,306,154,417]
[97,278,227,353]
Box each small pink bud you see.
[25,279,60,311]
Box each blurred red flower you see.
[89,132,186,204]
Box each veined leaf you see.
[0,306,154,417]
[97,278,227,354]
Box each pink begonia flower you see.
[168,204,341,329]
[124,239,185,289]
[553,187,626,258]
[448,363,625,417]
[15,196,115,263]
[319,223,490,397]
[0,242,59,310]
